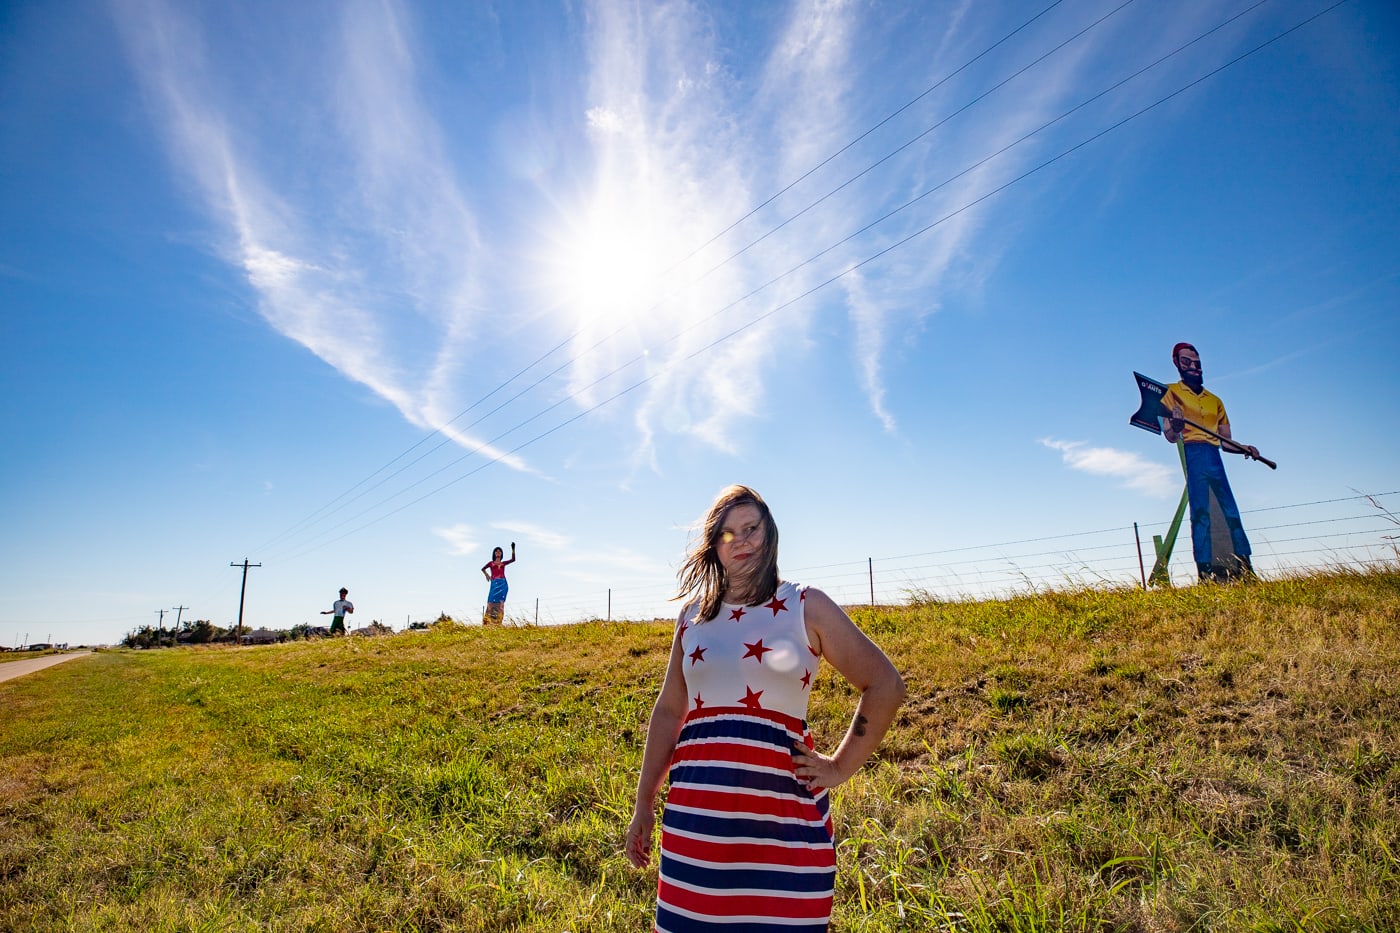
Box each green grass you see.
[2,568,1398,931]
[0,649,72,664]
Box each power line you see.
[662,0,1075,272]
[691,0,1151,279]
[7,490,1391,635]
[264,0,1351,563]
[242,2,1096,558]
[250,333,577,555]
[524,491,1397,609]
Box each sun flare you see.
[548,201,668,330]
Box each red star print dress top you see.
[656,581,833,931]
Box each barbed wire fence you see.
[510,490,1399,625]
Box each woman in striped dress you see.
[626,485,906,931]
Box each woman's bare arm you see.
[793,588,905,788]
[625,615,691,868]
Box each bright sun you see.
[549,200,668,329]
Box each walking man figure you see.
[322,587,354,635]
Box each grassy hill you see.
[2,568,1397,931]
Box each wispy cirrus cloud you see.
[432,523,479,557]
[114,0,1247,478]
[113,0,526,471]
[564,0,1184,451]
[490,521,572,552]
[1041,438,1178,498]
[563,0,887,458]
[486,521,673,584]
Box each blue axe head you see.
[1129,372,1168,435]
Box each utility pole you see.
[155,609,166,646]
[172,605,188,637]
[229,560,261,644]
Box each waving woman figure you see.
[480,542,516,625]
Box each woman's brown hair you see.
[675,485,780,622]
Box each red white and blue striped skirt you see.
[655,707,835,931]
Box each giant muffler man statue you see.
[1129,346,1274,585]
[1160,342,1260,582]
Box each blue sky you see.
[3,0,1397,647]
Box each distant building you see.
[240,628,280,645]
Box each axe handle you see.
[1178,417,1277,470]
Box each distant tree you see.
[180,619,225,644]
[431,612,463,630]
[122,625,172,649]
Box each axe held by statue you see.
[1130,371,1276,470]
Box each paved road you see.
[0,652,93,683]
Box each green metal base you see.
[1148,442,1190,587]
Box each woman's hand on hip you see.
[791,742,847,790]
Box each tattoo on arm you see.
[852,713,868,737]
